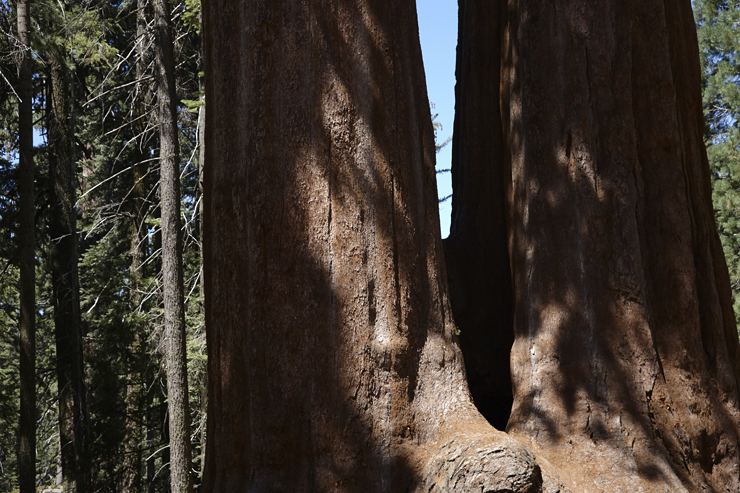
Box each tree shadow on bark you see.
[497,0,740,490]
[202,0,549,491]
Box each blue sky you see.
[417,0,458,238]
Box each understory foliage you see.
[0,0,206,490]
[695,0,740,330]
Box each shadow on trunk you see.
[202,0,552,491]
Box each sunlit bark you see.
[201,0,555,491]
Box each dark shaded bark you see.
[130,0,149,293]
[153,0,193,491]
[48,51,87,493]
[17,0,35,491]
[122,2,149,490]
[145,390,158,493]
[449,0,740,490]
[444,0,514,432]
[201,1,559,491]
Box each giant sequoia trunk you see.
[203,0,740,490]
[202,0,563,491]
[452,0,740,491]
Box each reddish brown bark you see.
[202,0,740,490]
[202,0,555,491]
[493,0,740,490]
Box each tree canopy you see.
[696,0,740,330]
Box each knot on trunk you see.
[416,429,569,493]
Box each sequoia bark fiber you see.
[202,0,559,490]
[493,0,740,490]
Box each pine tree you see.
[695,0,740,331]
[152,0,193,490]
[1,0,204,490]
[16,0,35,491]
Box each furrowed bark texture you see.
[153,0,193,491]
[48,51,87,493]
[202,0,558,490]
[17,0,35,491]
[444,0,514,432]
[492,0,740,490]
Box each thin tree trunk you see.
[48,51,87,493]
[201,1,556,491]
[17,0,35,491]
[161,423,171,493]
[195,86,206,492]
[145,371,157,493]
[494,0,740,490]
[122,1,150,490]
[123,186,146,491]
[152,0,193,491]
[131,0,149,304]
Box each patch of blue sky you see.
[417,0,457,239]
